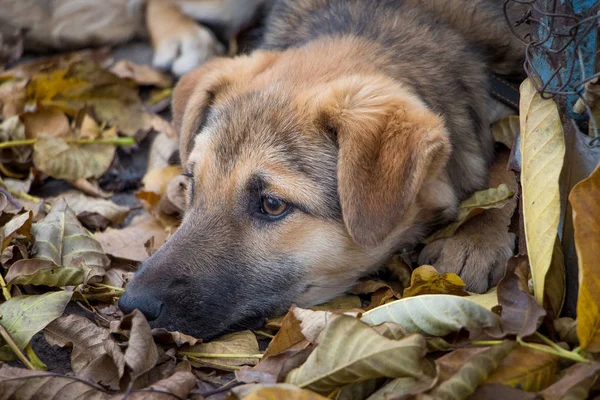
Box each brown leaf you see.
[21,107,71,139]
[310,295,363,313]
[495,256,546,337]
[236,346,314,385]
[292,307,334,344]
[110,60,173,88]
[232,384,329,400]
[0,364,112,400]
[138,165,183,227]
[67,178,112,198]
[0,77,26,119]
[554,317,579,347]
[94,213,169,262]
[52,190,130,231]
[44,314,124,390]
[0,115,31,165]
[0,209,33,251]
[181,330,261,371]
[402,265,469,298]
[125,371,197,400]
[118,309,160,382]
[470,384,538,400]
[151,328,201,347]
[352,279,402,310]
[264,311,307,358]
[539,362,600,400]
[5,259,85,287]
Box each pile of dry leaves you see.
[0,51,599,400]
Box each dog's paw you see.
[418,230,516,293]
[152,23,225,76]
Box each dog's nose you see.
[118,290,164,321]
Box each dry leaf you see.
[181,330,260,371]
[0,291,72,361]
[264,311,306,358]
[425,184,514,243]
[53,190,130,231]
[568,162,600,352]
[485,346,558,391]
[492,115,520,149]
[519,78,565,306]
[110,60,173,88]
[94,213,169,262]
[285,315,427,395]
[21,107,71,139]
[147,132,179,171]
[311,295,363,313]
[539,361,600,400]
[151,328,201,347]
[554,317,578,347]
[5,259,85,287]
[0,115,31,166]
[44,314,124,390]
[402,265,469,298]
[0,77,26,119]
[67,178,112,198]
[138,165,183,227]
[31,199,109,283]
[365,377,433,400]
[125,371,197,399]
[232,384,329,400]
[118,310,160,383]
[0,210,33,251]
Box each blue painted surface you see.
[532,0,598,121]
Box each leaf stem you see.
[0,325,36,370]
[0,137,135,149]
[517,337,589,363]
[253,330,275,339]
[0,273,11,301]
[178,351,264,359]
[80,290,123,301]
[535,332,571,353]
[472,340,503,346]
[0,176,43,205]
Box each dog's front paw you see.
[418,229,515,293]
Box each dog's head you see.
[119,49,456,339]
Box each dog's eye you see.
[261,196,288,218]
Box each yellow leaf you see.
[424,184,514,243]
[569,162,600,352]
[491,115,520,149]
[403,265,469,298]
[519,78,565,306]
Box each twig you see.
[0,137,135,149]
[0,273,11,301]
[253,330,275,339]
[0,176,44,205]
[80,290,123,301]
[517,337,589,363]
[0,325,36,370]
[178,351,263,359]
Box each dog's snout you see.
[118,290,164,322]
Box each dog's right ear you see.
[172,51,278,164]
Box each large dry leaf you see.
[0,364,111,400]
[569,162,600,352]
[118,310,160,382]
[285,314,427,395]
[182,330,260,371]
[402,265,469,298]
[94,213,168,262]
[430,341,517,399]
[365,377,433,400]
[519,78,565,305]
[31,199,109,282]
[492,115,520,149]
[25,60,152,137]
[125,371,197,399]
[264,311,306,358]
[0,291,72,361]
[424,184,514,243]
[539,361,600,400]
[44,314,124,390]
[33,134,116,180]
[233,384,329,400]
[21,107,70,139]
[496,256,546,337]
[361,294,501,338]
[54,190,130,231]
[5,259,85,287]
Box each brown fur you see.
[119,0,526,338]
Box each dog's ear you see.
[172,51,277,164]
[305,76,452,247]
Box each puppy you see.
[119,0,526,338]
[0,0,265,75]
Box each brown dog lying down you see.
[119,0,527,339]
[0,0,265,75]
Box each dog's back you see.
[259,0,525,199]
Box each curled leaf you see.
[491,115,519,149]
[402,265,469,298]
[54,190,130,231]
[5,259,85,287]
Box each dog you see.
[118,0,527,339]
[0,0,266,75]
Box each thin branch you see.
[0,325,36,370]
[0,137,135,149]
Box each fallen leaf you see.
[361,294,501,338]
[485,346,558,391]
[138,165,183,227]
[285,314,427,395]
[125,371,197,399]
[118,310,160,383]
[2,172,34,195]
[365,376,433,400]
[470,384,538,400]
[21,107,71,139]
[539,361,600,400]
[44,314,124,390]
[425,184,514,243]
[292,307,334,344]
[31,199,109,283]
[569,162,600,352]
[181,330,260,371]
[520,78,565,306]
[53,190,130,231]
[430,341,517,399]
[0,77,26,119]
[492,115,520,149]
[67,178,112,198]
[402,265,469,298]
[0,364,112,400]
[496,256,546,337]
[0,115,31,165]
[26,60,152,137]
[333,378,386,400]
[0,210,33,251]
[145,88,173,114]
[466,287,499,310]
[264,311,306,358]
[94,213,169,262]
[311,295,363,313]
[544,236,566,316]
[151,328,201,347]
[236,346,314,385]
[352,279,402,310]
[232,384,329,400]
[0,291,72,361]
[554,317,578,347]
[147,132,179,172]
[109,60,173,88]
[5,259,85,287]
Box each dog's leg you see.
[147,0,225,75]
[419,151,518,293]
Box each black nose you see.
[118,290,164,321]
